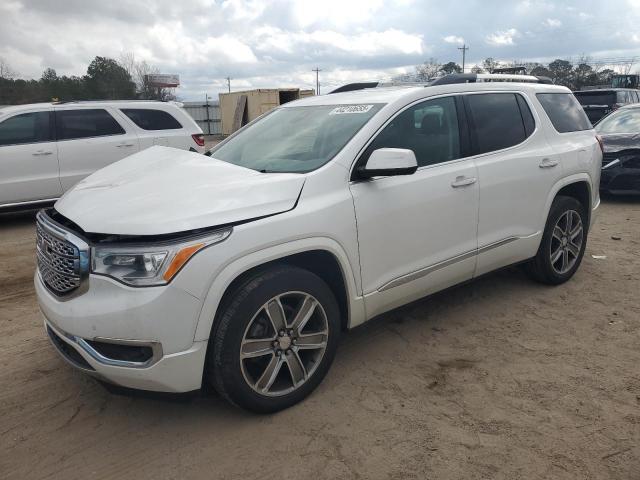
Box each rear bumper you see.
[591,196,600,229]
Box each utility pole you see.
[225,76,231,93]
[205,94,211,134]
[458,44,469,73]
[312,67,322,95]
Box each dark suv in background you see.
[573,88,640,124]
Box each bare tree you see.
[118,52,176,100]
[482,57,500,73]
[0,56,17,79]
[415,58,441,81]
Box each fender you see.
[192,237,366,341]
[540,173,593,233]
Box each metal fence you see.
[182,101,221,135]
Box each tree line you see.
[406,57,621,91]
[0,54,175,105]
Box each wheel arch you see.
[193,238,365,343]
[543,174,593,231]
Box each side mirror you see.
[358,148,418,179]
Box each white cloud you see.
[485,28,519,46]
[443,35,464,45]
[543,18,562,27]
[254,27,424,57]
[2,0,640,99]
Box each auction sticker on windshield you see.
[330,105,374,115]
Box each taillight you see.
[596,134,604,153]
[191,134,205,147]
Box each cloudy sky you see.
[1,0,640,99]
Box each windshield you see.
[574,91,615,106]
[595,108,640,134]
[209,104,383,173]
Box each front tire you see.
[526,195,588,285]
[207,265,340,413]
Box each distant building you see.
[219,88,314,135]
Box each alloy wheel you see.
[239,292,329,397]
[550,209,583,275]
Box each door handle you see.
[539,158,559,168]
[116,143,135,148]
[451,176,477,188]
[32,150,53,156]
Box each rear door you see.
[467,92,562,276]
[0,109,61,205]
[55,107,140,191]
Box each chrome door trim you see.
[0,197,59,210]
[377,234,535,292]
[378,249,477,292]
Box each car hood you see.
[55,146,306,235]
[599,133,640,153]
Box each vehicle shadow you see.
[0,208,38,228]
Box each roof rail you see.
[329,82,380,94]
[430,73,553,86]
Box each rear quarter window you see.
[121,109,182,130]
[536,93,592,133]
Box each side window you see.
[466,93,528,154]
[55,109,125,141]
[0,112,52,146]
[536,93,592,133]
[363,96,461,167]
[121,109,182,130]
[617,91,628,103]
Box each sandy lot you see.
[0,198,638,480]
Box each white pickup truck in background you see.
[0,100,204,210]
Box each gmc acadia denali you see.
[35,77,602,412]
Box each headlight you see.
[91,228,231,286]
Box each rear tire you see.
[207,265,340,413]
[526,195,588,285]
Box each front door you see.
[349,95,479,318]
[0,109,61,206]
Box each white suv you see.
[0,101,204,210]
[35,79,601,412]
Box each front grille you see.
[36,220,81,295]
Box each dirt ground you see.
[0,198,638,480]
